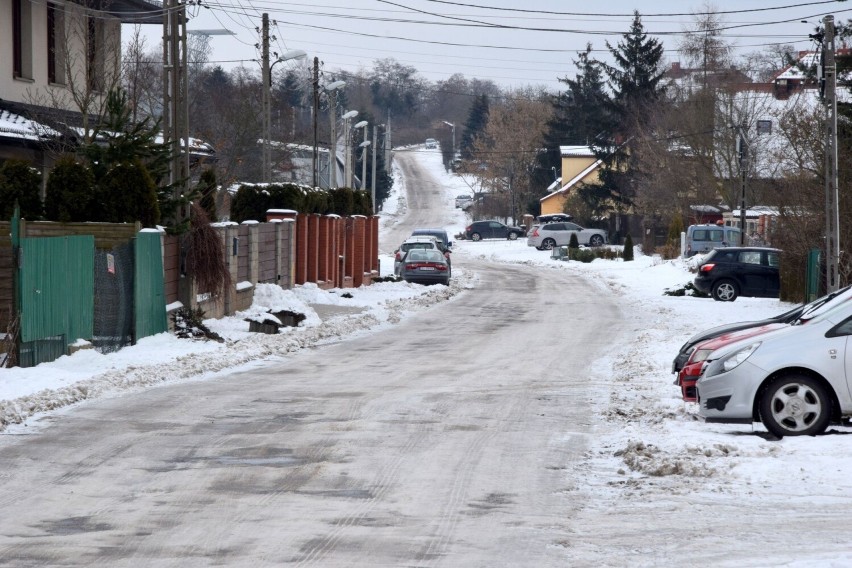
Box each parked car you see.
[526,222,607,250]
[693,247,780,301]
[411,228,452,251]
[686,223,742,256]
[464,220,525,241]
[425,138,437,149]
[455,194,473,209]
[697,298,852,437]
[393,237,443,276]
[676,323,787,402]
[671,285,852,374]
[399,248,450,285]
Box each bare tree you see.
[468,90,553,222]
[678,2,734,89]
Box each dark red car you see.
[676,323,787,402]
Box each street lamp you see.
[262,49,306,182]
[442,120,455,156]
[351,120,368,188]
[321,81,346,188]
[339,110,358,188]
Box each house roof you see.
[540,158,602,202]
[559,145,596,157]
[0,110,60,143]
[91,0,166,24]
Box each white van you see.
[686,224,742,256]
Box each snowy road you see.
[0,148,627,566]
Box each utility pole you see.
[329,92,338,188]
[737,124,748,246]
[371,125,378,213]
[823,15,841,292]
[162,0,189,221]
[312,57,319,188]
[384,112,391,173]
[261,13,271,182]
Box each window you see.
[739,252,761,265]
[12,0,33,80]
[47,3,66,84]
[767,252,780,268]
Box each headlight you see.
[707,342,761,377]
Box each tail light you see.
[700,263,716,273]
[395,251,402,261]
[405,262,447,271]
[530,227,540,237]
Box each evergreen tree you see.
[196,168,218,221]
[45,155,94,222]
[81,88,176,226]
[0,160,42,220]
[92,159,160,227]
[459,94,489,160]
[535,45,613,189]
[592,12,667,213]
[623,233,635,261]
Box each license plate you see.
[419,266,436,271]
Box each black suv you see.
[464,220,525,241]
[693,247,781,301]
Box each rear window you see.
[693,229,724,242]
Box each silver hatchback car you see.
[697,297,852,437]
[526,222,607,250]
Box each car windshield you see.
[794,285,852,324]
[796,285,852,321]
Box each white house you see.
[1,0,162,170]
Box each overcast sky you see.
[128,1,852,90]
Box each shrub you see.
[568,232,580,249]
[197,168,218,221]
[569,248,597,263]
[623,234,635,261]
[45,155,95,222]
[184,202,231,299]
[171,306,224,342]
[0,159,42,220]
[92,159,160,226]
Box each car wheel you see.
[471,232,482,241]
[542,238,556,250]
[712,280,738,302]
[759,374,831,437]
[508,232,518,240]
[589,234,604,247]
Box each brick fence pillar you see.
[352,216,366,288]
[295,214,308,285]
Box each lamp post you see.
[352,120,368,188]
[262,49,306,182]
[371,124,381,213]
[442,120,455,156]
[322,81,346,188]
[339,110,358,188]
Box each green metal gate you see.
[18,235,95,366]
[134,231,168,340]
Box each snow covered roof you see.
[541,159,602,202]
[0,111,60,141]
[559,145,596,157]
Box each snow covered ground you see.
[2,145,851,564]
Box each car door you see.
[488,221,505,239]
[563,222,582,244]
[736,250,766,295]
[544,224,567,245]
[827,316,852,407]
